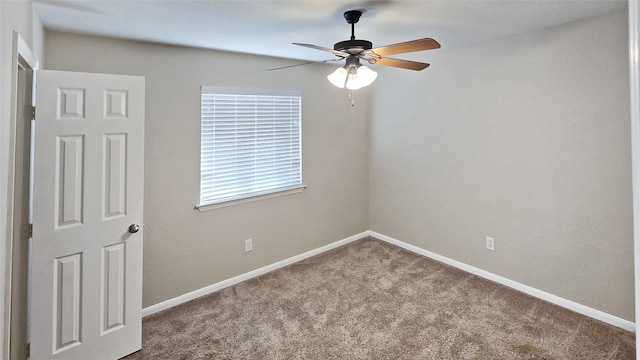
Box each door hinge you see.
[31,106,36,120]
[22,223,33,239]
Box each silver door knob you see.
[128,224,140,233]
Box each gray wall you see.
[370,11,634,321]
[44,32,370,307]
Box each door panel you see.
[53,253,82,353]
[56,135,84,227]
[31,70,144,360]
[104,134,127,219]
[102,242,125,334]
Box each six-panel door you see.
[31,70,145,360]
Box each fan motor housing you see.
[334,39,372,53]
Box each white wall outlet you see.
[245,238,253,252]
[486,236,495,251]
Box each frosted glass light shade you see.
[345,66,377,90]
[327,65,377,90]
[327,67,348,88]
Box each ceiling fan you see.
[273,9,441,91]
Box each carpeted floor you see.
[122,237,635,359]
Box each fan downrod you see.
[334,10,372,53]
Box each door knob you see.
[128,224,140,234]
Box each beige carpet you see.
[122,237,634,359]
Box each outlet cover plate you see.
[486,236,495,251]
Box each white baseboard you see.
[143,230,635,333]
[366,230,636,333]
[142,231,368,317]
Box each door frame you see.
[630,0,640,356]
[3,31,37,360]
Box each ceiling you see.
[34,0,627,63]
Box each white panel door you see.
[31,70,145,360]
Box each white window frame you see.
[196,86,305,211]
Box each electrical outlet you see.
[245,238,253,252]
[486,236,495,251]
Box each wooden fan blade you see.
[293,43,350,58]
[369,38,440,57]
[373,57,430,71]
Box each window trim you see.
[195,184,307,212]
[197,86,304,210]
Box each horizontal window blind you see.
[200,87,302,205]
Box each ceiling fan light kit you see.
[327,56,378,90]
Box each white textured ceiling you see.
[34,0,627,63]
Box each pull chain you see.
[348,90,355,107]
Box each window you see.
[198,87,303,209]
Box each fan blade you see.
[267,58,343,71]
[293,43,350,58]
[268,61,317,71]
[373,57,430,71]
[368,38,440,57]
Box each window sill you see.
[195,185,307,212]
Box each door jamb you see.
[629,0,640,357]
[3,31,37,360]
